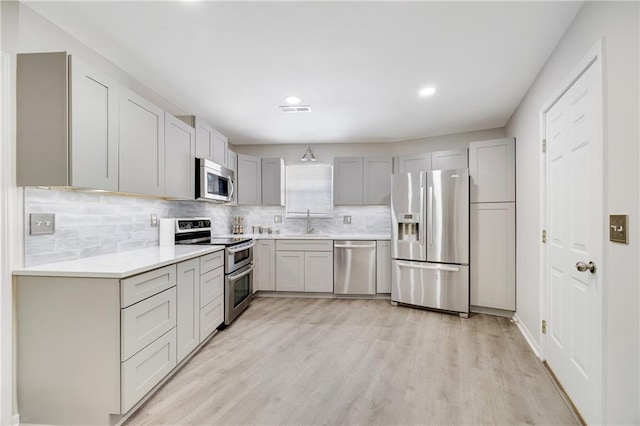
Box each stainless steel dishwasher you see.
[334,240,376,295]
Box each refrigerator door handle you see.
[396,261,460,273]
[418,178,425,245]
[428,186,434,246]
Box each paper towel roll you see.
[159,218,175,246]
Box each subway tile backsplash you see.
[24,188,391,266]
[233,205,391,236]
[24,188,232,267]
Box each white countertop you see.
[229,233,390,240]
[13,245,225,279]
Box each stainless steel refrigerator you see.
[391,168,469,316]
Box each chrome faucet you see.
[306,209,314,234]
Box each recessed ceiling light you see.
[284,96,301,105]
[419,87,436,97]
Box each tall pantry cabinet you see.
[469,138,516,313]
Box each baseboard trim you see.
[513,313,541,359]
[470,305,514,318]
[254,291,390,300]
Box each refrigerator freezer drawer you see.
[391,260,469,314]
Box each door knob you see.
[575,261,596,274]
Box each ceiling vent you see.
[280,105,312,113]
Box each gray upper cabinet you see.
[469,138,515,203]
[164,113,195,200]
[237,154,262,205]
[334,157,363,205]
[119,88,165,196]
[363,157,392,205]
[227,150,238,206]
[261,158,285,206]
[431,149,468,171]
[211,130,228,167]
[178,116,227,167]
[394,153,432,173]
[17,52,119,190]
[334,156,392,205]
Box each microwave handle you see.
[228,177,235,200]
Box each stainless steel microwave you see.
[196,158,234,203]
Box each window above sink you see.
[285,164,333,219]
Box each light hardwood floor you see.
[126,297,579,425]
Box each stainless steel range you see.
[173,218,254,326]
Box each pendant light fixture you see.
[300,146,317,162]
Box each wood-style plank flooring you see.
[126,297,578,425]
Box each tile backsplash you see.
[24,188,391,266]
[233,205,391,236]
[24,188,232,266]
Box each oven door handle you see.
[228,265,254,281]
[227,241,255,253]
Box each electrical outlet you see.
[274,215,283,223]
[30,213,55,235]
[343,215,352,224]
[150,214,159,227]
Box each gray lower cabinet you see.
[237,154,262,205]
[176,259,200,362]
[15,251,223,425]
[121,328,177,413]
[304,252,334,292]
[255,240,276,292]
[17,52,119,190]
[119,87,165,196]
[275,240,333,292]
[198,252,224,342]
[376,240,391,293]
[276,251,305,291]
[470,202,516,311]
[164,113,195,199]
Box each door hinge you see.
[542,139,547,153]
[542,230,547,244]
[542,320,547,334]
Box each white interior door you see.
[544,59,602,424]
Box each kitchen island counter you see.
[13,245,224,278]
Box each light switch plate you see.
[343,215,352,224]
[150,214,159,227]
[610,214,628,244]
[274,215,283,223]
[30,213,55,235]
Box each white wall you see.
[231,128,506,164]
[505,2,639,423]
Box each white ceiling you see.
[24,1,583,145]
